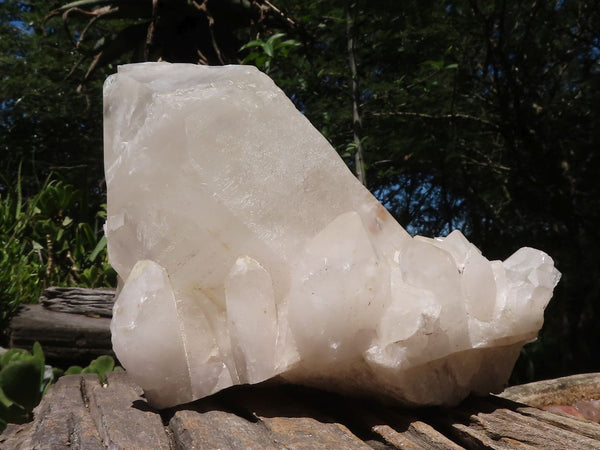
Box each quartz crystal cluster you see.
[104,62,560,409]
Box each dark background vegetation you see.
[1,0,599,384]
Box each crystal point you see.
[105,62,560,408]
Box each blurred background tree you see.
[1,0,599,384]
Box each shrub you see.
[0,173,116,331]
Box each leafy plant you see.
[0,343,120,433]
[241,32,300,73]
[0,343,46,431]
[0,174,116,330]
[63,354,122,383]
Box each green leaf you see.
[88,235,107,262]
[0,360,43,412]
[64,366,83,375]
[15,162,23,220]
[280,39,300,48]
[82,355,115,382]
[31,342,43,359]
[0,386,15,409]
[263,40,274,57]
[0,348,30,368]
[267,32,286,42]
[31,342,46,386]
[0,385,28,425]
[240,40,264,50]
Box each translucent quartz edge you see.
[110,209,560,408]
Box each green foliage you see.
[0,343,119,433]
[0,175,116,329]
[0,1,110,197]
[64,354,122,383]
[0,343,45,431]
[241,33,300,73]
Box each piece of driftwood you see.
[500,373,600,408]
[7,287,116,367]
[2,372,600,449]
[8,304,113,367]
[40,286,116,317]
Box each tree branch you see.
[370,110,499,129]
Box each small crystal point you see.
[105,62,560,408]
[225,256,279,384]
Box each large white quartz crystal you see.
[104,62,560,409]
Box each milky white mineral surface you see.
[104,62,560,409]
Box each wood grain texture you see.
[86,371,171,449]
[4,372,600,449]
[500,372,600,408]
[40,286,115,317]
[8,304,113,367]
[170,409,277,450]
[7,286,116,367]
[0,422,33,450]
[30,374,104,449]
[437,395,600,449]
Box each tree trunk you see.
[345,3,367,187]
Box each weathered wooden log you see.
[39,286,115,317]
[7,287,115,367]
[500,372,600,408]
[2,372,600,449]
[8,304,113,367]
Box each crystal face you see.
[104,62,560,409]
